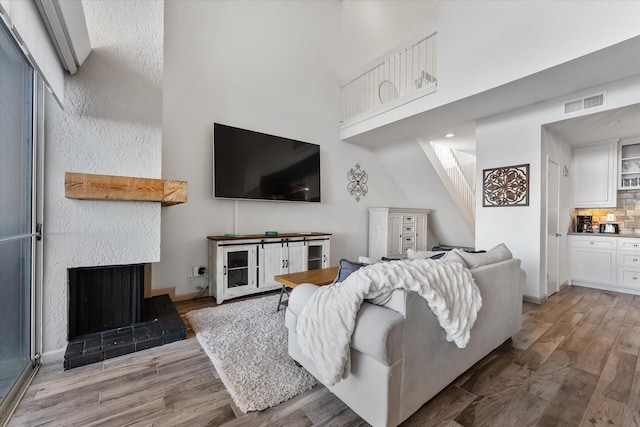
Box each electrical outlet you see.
[193,265,206,276]
[606,213,615,222]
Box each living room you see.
[2,0,640,425]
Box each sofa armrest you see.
[286,283,404,367]
[287,283,321,316]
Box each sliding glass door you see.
[0,21,36,411]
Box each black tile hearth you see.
[63,294,186,370]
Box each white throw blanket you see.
[296,259,482,386]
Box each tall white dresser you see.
[368,208,431,259]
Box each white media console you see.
[207,232,331,304]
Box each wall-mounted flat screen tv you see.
[213,123,321,202]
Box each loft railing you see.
[430,142,475,221]
[341,31,437,124]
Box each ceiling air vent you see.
[563,93,606,115]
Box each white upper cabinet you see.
[619,137,640,190]
[571,140,617,208]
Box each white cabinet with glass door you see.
[306,238,330,270]
[619,137,640,190]
[219,246,258,299]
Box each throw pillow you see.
[334,258,368,283]
[456,243,513,268]
[334,258,395,306]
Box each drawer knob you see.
[634,259,638,262]
[634,277,638,280]
[635,244,639,248]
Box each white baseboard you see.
[572,281,640,296]
[523,294,545,304]
[40,348,65,365]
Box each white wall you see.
[340,0,640,141]
[340,0,437,79]
[374,140,474,248]
[155,1,410,296]
[476,76,640,300]
[437,1,640,103]
[42,0,163,359]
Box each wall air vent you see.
[564,100,583,114]
[563,92,606,115]
[584,93,605,109]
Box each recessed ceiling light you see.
[445,133,455,138]
[607,120,620,126]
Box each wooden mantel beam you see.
[65,172,187,206]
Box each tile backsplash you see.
[572,190,640,235]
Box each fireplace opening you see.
[64,264,186,370]
[68,264,145,340]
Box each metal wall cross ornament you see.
[482,163,529,207]
[347,163,368,202]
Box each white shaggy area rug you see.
[186,295,317,413]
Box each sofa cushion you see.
[350,302,404,366]
[457,243,512,268]
[441,250,468,266]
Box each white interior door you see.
[547,158,561,297]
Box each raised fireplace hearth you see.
[64,264,186,370]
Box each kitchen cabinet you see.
[208,233,331,304]
[619,137,640,190]
[617,238,640,290]
[569,234,640,293]
[569,235,616,286]
[571,140,617,207]
[368,208,430,259]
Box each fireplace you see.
[64,264,186,369]
[68,264,145,340]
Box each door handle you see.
[555,233,562,237]
[223,266,227,275]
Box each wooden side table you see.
[274,266,338,311]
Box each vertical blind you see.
[0,0,91,108]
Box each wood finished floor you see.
[8,285,640,426]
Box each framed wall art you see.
[482,163,529,207]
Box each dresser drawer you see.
[618,238,640,252]
[402,235,415,246]
[402,225,415,235]
[570,236,616,250]
[402,215,415,225]
[618,268,640,289]
[619,252,640,268]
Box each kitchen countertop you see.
[567,232,640,238]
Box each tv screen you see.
[213,123,321,202]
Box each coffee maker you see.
[576,215,593,233]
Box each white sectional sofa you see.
[285,253,525,427]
